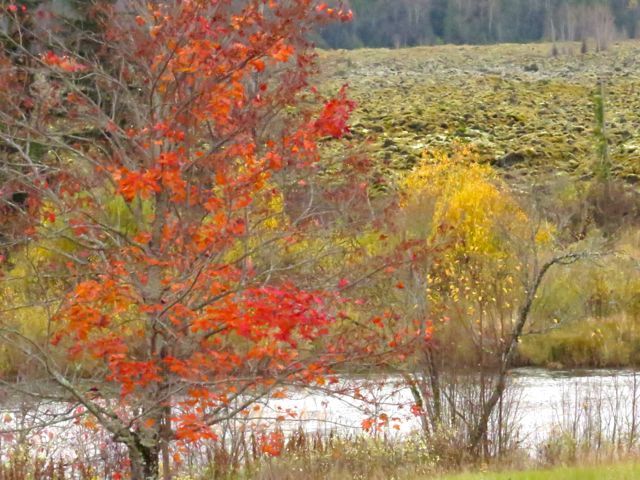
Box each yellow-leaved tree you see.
[393,146,585,458]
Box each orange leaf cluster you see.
[24,0,361,451]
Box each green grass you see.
[439,463,640,480]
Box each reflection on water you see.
[2,368,639,457]
[257,368,640,451]
[513,368,640,449]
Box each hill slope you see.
[319,41,640,188]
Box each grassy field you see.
[319,41,640,188]
[440,463,640,480]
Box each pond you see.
[3,368,639,459]
[258,368,640,450]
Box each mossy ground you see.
[319,41,640,187]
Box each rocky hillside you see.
[319,41,640,190]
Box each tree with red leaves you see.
[0,1,356,478]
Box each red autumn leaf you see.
[313,85,356,138]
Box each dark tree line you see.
[3,1,635,50]
[320,0,640,48]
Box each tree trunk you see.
[129,444,160,480]
[468,253,590,454]
[425,346,442,430]
[161,404,172,480]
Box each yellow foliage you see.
[353,229,390,258]
[0,210,85,371]
[400,146,532,257]
[535,222,556,245]
[263,191,285,230]
[0,252,55,372]
[104,191,155,235]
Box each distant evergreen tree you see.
[319,0,640,48]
